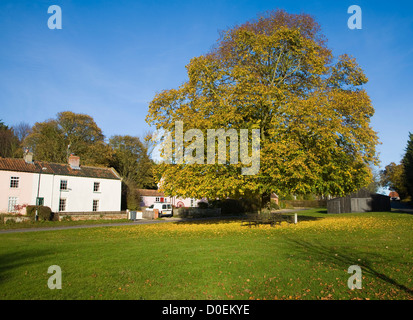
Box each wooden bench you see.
[242,213,260,228]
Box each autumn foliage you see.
[147,10,379,200]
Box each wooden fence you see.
[281,200,327,208]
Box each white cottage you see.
[0,153,122,214]
[138,188,204,208]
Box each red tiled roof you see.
[389,191,399,198]
[0,158,121,180]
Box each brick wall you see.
[58,211,127,221]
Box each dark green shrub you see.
[50,212,60,221]
[5,219,17,225]
[270,200,280,210]
[197,201,209,209]
[239,198,259,213]
[26,205,53,221]
[209,199,245,215]
[280,194,295,200]
[278,201,294,209]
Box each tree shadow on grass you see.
[172,215,325,229]
[174,216,245,226]
[173,212,325,226]
[285,214,324,222]
[0,249,52,285]
[284,237,413,296]
[389,202,413,216]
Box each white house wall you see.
[1,170,121,214]
[46,175,121,212]
[0,170,34,213]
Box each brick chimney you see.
[23,149,33,164]
[68,154,80,169]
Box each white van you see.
[146,202,173,217]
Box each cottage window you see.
[156,197,160,202]
[59,198,66,212]
[8,197,18,212]
[60,180,68,191]
[93,200,99,212]
[10,176,19,188]
[93,182,100,192]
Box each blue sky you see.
[1,0,412,175]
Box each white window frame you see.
[60,179,68,191]
[93,182,100,192]
[8,197,18,213]
[59,198,66,212]
[92,199,99,212]
[10,176,19,188]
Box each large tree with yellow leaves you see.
[146,10,379,203]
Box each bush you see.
[208,198,261,215]
[5,219,16,225]
[280,194,295,201]
[197,201,209,209]
[270,200,280,210]
[61,215,73,222]
[208,199,243,215]
[50,212,60,221]
[279,201,294,209]
[26,205,53,221]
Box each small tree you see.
[0,120,20,158]
[110,135,157,189]
[121,180,142,211]
[23,111,112,166]
[380,162,407,199]
[402,133,413,201]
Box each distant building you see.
[388,191,400,201]
[138,189,205,208]
[327,189,391,214]
[0,153,122,214]
[271,193,279,205]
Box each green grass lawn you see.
[0,209,412,300]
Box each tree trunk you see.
[259,191,271,214]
